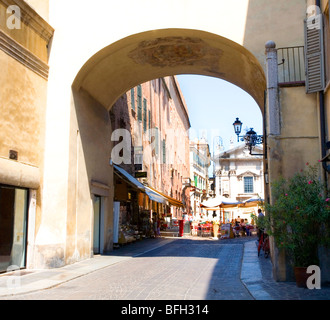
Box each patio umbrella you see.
[240,198,264,208]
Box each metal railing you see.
[277,46,305,86]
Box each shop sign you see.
[135,171,147,178]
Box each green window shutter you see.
[162,139,166,164]
[148,110,151,141]
[155,127,159,155]
[130,88,135,111]
[304,14,325,93]
[143,98,147,132]
[137,85,142,121]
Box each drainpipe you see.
[319,91,328,173]
[316,0,329,188]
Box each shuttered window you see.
[304,14,325,93]
[130,88,135,111]
[148,110,151,141]
[143,98,147,132]
[137,85,142,121]
[162,139,166,164]
[155,127,159,155]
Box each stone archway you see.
[66,28,266,264]
[73,29,266,111]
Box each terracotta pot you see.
[294,267,309,288]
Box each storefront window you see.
[0,185,28,273]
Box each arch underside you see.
[73,29,266,112]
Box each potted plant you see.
[262,163,330,287]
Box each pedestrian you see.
[257,209,264,240]
[157,218,161,237]
[258,208,264,218]
[153,213,158,238]
[245,219,251,236]
[240,219,246,236]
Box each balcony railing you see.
[277,46,305,86]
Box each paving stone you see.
[1,236,329,300]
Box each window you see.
[244,177,254,193]
[162,139,166,164]
[324,5,330,87]
[130,88,135,111]
[137,85,142,121]
[143,98,147,132]
[148,110,151,130]
[155,127,159,155]
[304,13,325,92]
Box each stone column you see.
[265,40,280,136]
[265,41,288,281]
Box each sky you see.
[176,74,263,156]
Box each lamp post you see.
[233,117,263,155]
[233,118,243,142]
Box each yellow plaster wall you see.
[0,1,50,63]
[268,86,321,281]
[0,45,48,269]
[0,50,47,166]
[24,0,49,21]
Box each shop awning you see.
[203,207,221,211]
[113,164,145,191]
[113,165,181,206]
[146,186,184,207]
[144,187,168,205]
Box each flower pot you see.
[294,267,309,288]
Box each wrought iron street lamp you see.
[233,118,243,142]
[233,117,263,155]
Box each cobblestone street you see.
[1,236,329,300]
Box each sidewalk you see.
[0,238,175,298]
[241,240,330,300]
[0,237,329,299]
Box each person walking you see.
[257,209,264,240]
[157,218,161,237]
[153,214,158,238]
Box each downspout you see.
[319,90,328,173]
[316,0,329,189]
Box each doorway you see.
[93,195,102,255]
[0,185,28,273]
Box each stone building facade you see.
[110,76,191,227]
[0,0,54,272]
[213,144,264,222]
[189,138,211,219]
